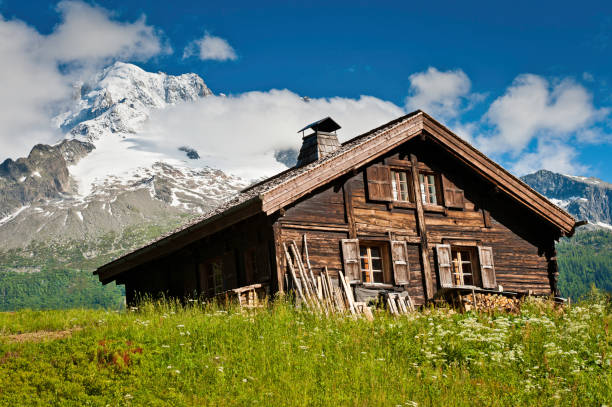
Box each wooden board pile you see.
[283,235,374,320]
[384,292,415,316]
[215,283,269,309]
[461,292,521,313]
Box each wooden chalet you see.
[95,111,578,306]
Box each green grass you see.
[0,296,610,406]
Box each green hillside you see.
[0,298,610,406]
[0,217,189,311]
[557,229,612,299]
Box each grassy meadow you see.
[0,296,610,406]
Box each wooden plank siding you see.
[270,138,557,305]
[121,213,277,303]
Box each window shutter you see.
[366,165,393,202]
[478,246,497,289]
[435,244,453,288]
[441,174,465,209]
[341,239,361,283]
[391,241,410,285]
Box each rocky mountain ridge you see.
[0,62,246,252]
[521,169,612,230]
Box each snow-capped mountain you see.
[521,170,612,230]
[0,62,247,251]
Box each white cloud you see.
[510,140,588,176]
[140,90,404,178]
[0,1,166,162]
[44,1,168,63]
[183,33,237,61]
[479,74,607,154]
[405,67,481,120]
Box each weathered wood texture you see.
[271,138,557,305]
[122,213,275,305]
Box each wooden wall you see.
[122,213,276,304]
[273,137,558,305]
[123,135,560,306]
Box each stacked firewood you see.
[283,235,374,320]
[462,293,521,313]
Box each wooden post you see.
[410,153,434,300]
[272,224,285,293]
[343,179,357,239]
[547,244,561,297]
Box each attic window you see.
[419,173,440,205]
[391,170,411,202]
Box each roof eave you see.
[95,195,263,283]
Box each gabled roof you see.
[96,111,576,282]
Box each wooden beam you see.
[277,221,349,233]
[343,179,357,239]
[272,223,285,293]
[410,153,434,300]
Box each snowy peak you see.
[521,169,612,230]
[56,62,212,143]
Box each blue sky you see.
[1,0,611,181]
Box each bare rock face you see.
[0,140,94,218]
[0,62,247,254]
[521,170,612,229]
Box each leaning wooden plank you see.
[338,270,356,315]
[302,234,318,290]
[282,242,307,306]
[290,241,316,300]
[324,267,341,312]
[386,297,397,316]
[343,275,358,312]
[290,242,322,311]
[406,294,415,311]
[361,304,374,321]
[289,243,313,300]
[397,296,408,314]
[316,276,323,300]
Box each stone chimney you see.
[296,117,341,167]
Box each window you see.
[391,170,411,202]
[419,173,439,205]
[360,245,384,283]
[342,239,410,286]
[206,260,223,295]
[451,249,474,286]
[435,244,497,289]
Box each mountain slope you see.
[521,169,612,229]
[0,62,247,254]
